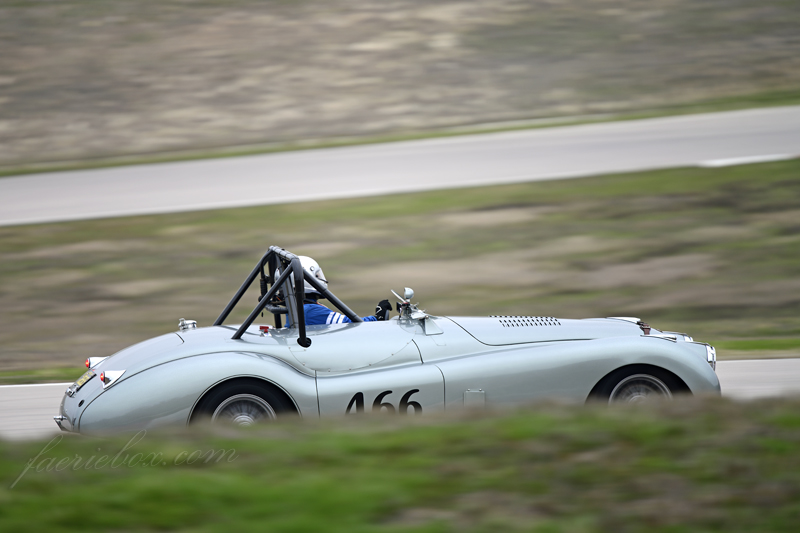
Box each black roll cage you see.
[213,246,363,346]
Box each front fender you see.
[434,335,720,406]
[604,336,720,395]
[79,351,318,434]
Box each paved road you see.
[0,383,70,441]
[2,359,799,441]
[2,106,799,227]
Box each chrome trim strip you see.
[607,316,642,323]
[643,334,677,342]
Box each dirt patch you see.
[681,225,760,243]
[436,207,549,228]
[337,251,560,299]
[289,241,359,259]
[337,248,716,299]
[524,235,626,258]
[635,278,800,311]
[574,254,718,290]
[388,491,544,529]
[100,279,194,299]
[2,239,151,261]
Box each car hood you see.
[447,316,645,345]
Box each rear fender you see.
[79,351,318,434]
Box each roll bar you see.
[213,246,362,346]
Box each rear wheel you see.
[192,379,294,425]
[589,366,687,405]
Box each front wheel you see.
[608,373,672,403]
[589,366,687,405]
[192,379,294,426]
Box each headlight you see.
[705,345,716,371]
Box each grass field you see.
[0,159,799,379]
[2,397,799,532]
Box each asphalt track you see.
[1,106,799,227]
[1,359,799,441]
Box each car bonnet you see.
[447,316,644,346]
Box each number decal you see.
[372,390,395,414]
[345,389,422,415]
[399,389,422,415]
[345,392,364,414]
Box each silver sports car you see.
[55,246,720,433]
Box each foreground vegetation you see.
[2,397,799,532]
[1,159,799,377]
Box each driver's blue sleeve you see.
[304,303,377,325]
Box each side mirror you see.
[403,287,414,301]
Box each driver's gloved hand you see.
[375,299,392,321]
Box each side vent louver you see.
[491,316,561,327]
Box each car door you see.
[307,320,445,416]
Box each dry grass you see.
[1,0,800,169]
[0,159,799,374]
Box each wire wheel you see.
[211,394,277,426]
[608,374,673,404]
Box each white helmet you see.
[275,255,328,295]
[299,256,328,295]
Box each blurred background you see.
[1,0,799,168]
[2,2,800,530]
[0,0,799,377]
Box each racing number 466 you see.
[345,389,422,415]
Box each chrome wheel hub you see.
[609,374,672,404]
[211,394,276,425]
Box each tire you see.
[191,378,295,425]
[589,366,687,405]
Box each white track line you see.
[698,153,796,167]
[0,382,72,389]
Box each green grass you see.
[712,339,800,352]
[2,398,800,531]
[1,159,799,374]
[0,367,82,386]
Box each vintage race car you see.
[55,246,720,433]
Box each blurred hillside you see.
[1,0,799,168]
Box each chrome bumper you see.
[53,415,73,432]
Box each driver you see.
[288,256,392,326]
